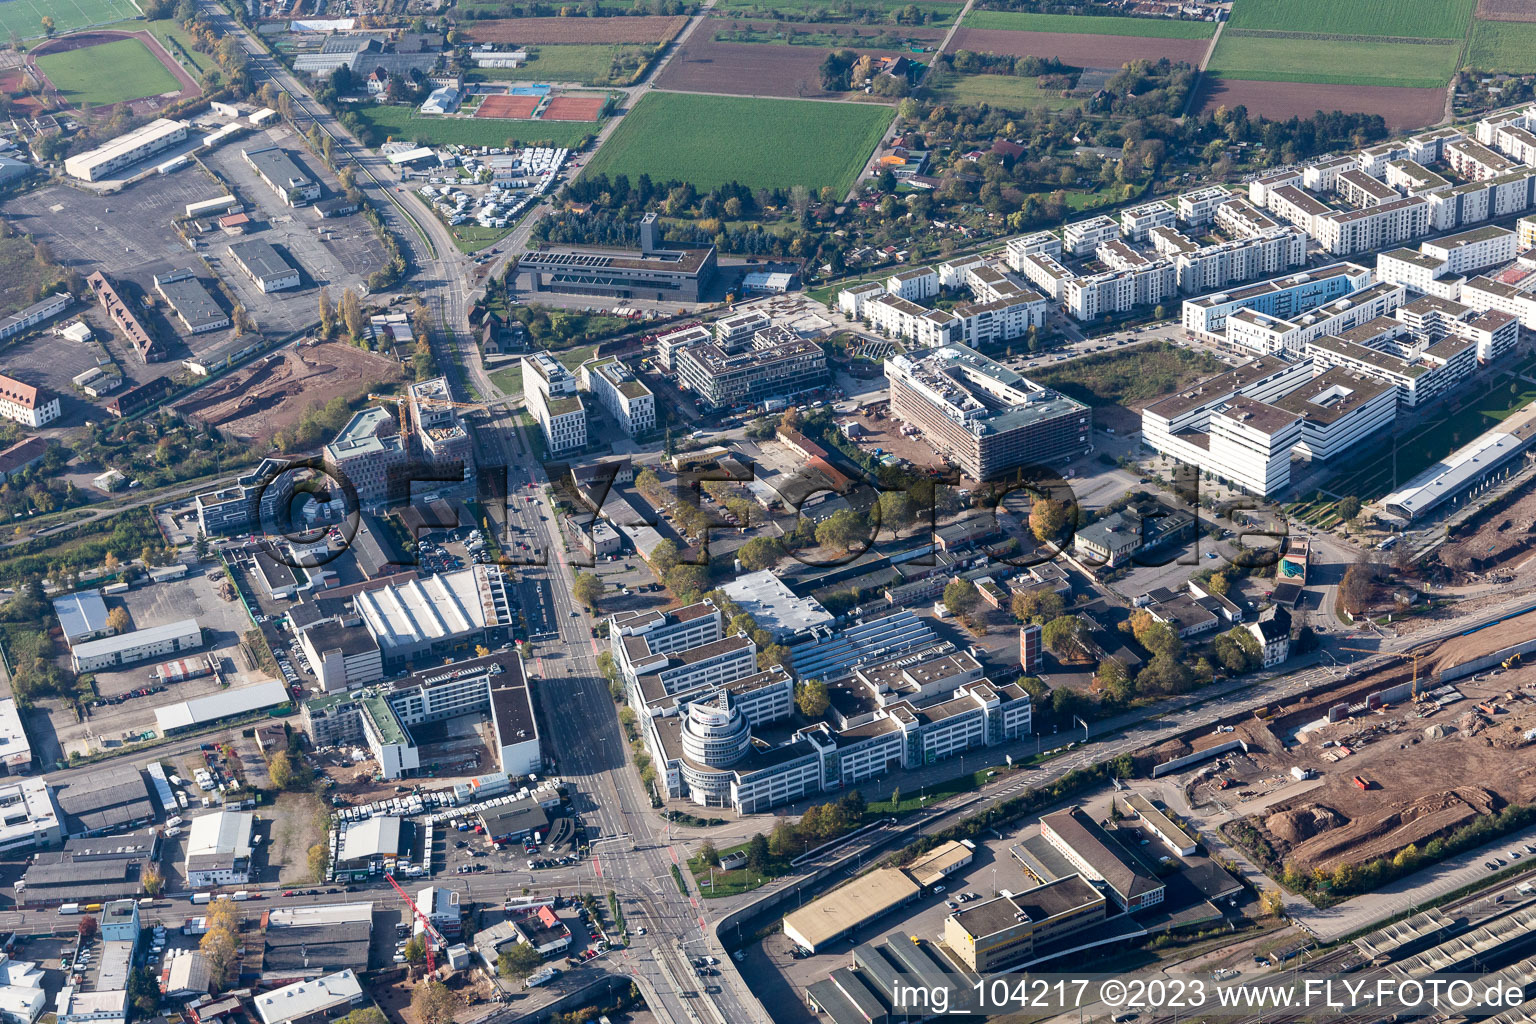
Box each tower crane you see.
[385,872,445,976]
[1334,645,1431,698]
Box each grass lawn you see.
[488,365,524,395]
[0,235,56,320]
[584,91,893,193]
[446,223,511,253]
[1324,373,1536,500]
[963,9,1215,37]
[713,0,962,24]
[0,0,138,41]
[467,43,656,86]
[1029,342,1223,409]
[36,37,181,106]
[1206,33,1462,88]
[1467,19,1536,73]
[355,104,597,149]
[1225,0,1474,39]
[142,18,210,75]
[921,69,1080,111]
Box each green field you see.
[1225,0,1474,39]
[922,69,1080,111]
[963,9,1215,37]
[142,18,210,75]
[1467,19,1536,73]
[36,37,181,107]
[583,91,893,193]
[713,0,962,24]
[355,104,598,149]
[1206,33,1462,88]
[0,0,139,42]
[1029,342,1222,409]
[467,43,656,86]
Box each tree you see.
[648,538,680,577]
[736,536,782,572]
[1042,615,1092,661]
[337,1010,389,1024]
[1340,557,1377,615]
[795,679,830,717]
[340,287,365,341]
[318,286,335,337]
[307,841,329,882]
[1337,495,1362,522]
[815,508,868,553]
[572,571,603,610]
[1098,657,1132,702]
[78,915,98,942]
[1207,572,1230,597]
[757,642,789,670]
[699,839,721,867]
[745,832,770,871]
[142,863,164,897]
[497,941,542,980]
[1029,497,1072,546]
[128,964,160,1015]
[877,490,913,535]
[268,749,312,791]
[1259,889,1285,918]
[106,606,130,634]
[665,563,708,600]
[40,15,54,36]
[1137,652,1194,695]
[411,981,458,1024]
[199,925,237,989]
[1011,589,1063,625]
[1135,619,1182,660]
[103,551,120,573]
[403,934,427,964]
[943,578,979,620]
[767,819,797,858]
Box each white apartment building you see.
[1446,137,1517,181]
[1461,272,1536,329]
[580,356,654,435]
[886,267,939,302]
[0,374,59,429]
[1223,282,1405,357]
[1065,262,1176,321]
[521,351,587,453]
[864,293,960,347]
[1420,225,1518,276]
[1215,197,1282,238]
[1519,215,1536,250]
[1383,159,1451,195]
[1407,127,1463,164]
[836,281,886,319]
[938,254,987,290]
[1063,215,1117,257]
[1476,107,1536,146]
[1356,141,1407,177]
[1181,261,1375,338]
[1177,185,1235,226]
[1315,196,1430,255]
[1120,201,1176,242]
[1266,184,1333,234]
[1493,124,1536,165]
[714,308,771,347]
[1249,168,1303,208]
[1005,231,1063,264]
[1376,247,1463,301]
[1337,169,1399,208]
[1174,228,1307,294]
[1013,251,1074,300]
[1302,155,1357,192]
[1150,226,1200,258]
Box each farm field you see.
[1467,19,1536,72]
[466,44,656,86]
[354,105,597,149]
[921,70,1080,111]
[705,18,947,49]
[962,10,1215,38]
[655,29,925,98]
[0,0,138,41]
[1205,34,1462,89]
[1194,77,1445,129]
[711,0,963,24]
[943,27,1211,66]
[1478,0,1536,21]
[1226,0,1475,38]
[35,37,182,106]
[461,15,686,43]
[582,92,892,193]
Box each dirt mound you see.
[1291,787,1498,873]
[1266,804,1344,844]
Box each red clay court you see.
[541,95,605,121]
[476,94,539,119]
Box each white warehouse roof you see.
[254,969,362,1024]
[155,679,289,732]
[1381,430,1530,519]
[70,619,199,662]
[186,808,254,862]
[53,590,109,644]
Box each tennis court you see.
[542,95,605,121]
[476,94,540,119]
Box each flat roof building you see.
[716,571,833,639]
[227,240,300,293]
[674,327,828,411]
[263,902,375,976]
[153,269,230,335]
[70,620,201,672]
[54,590,111,645]
[782,867,922,952]
[243,147,321,207]
[1040,807,1165,912]
[518,238,716,303]
[64,119,187,182]
[944,875,1106,972]
[253,970,365,1024]
[886,344,1090,481]
[184,809,254,888]
[355,565,515,668]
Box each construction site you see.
[174,341,403,443]
[1148,610,1536,881]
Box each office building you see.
[674,326,827,410]
[1073,502,1195,569]
[243,147,321,207]
[64,119,187,181]
[1270,366,1398,461]
[154,269,230,334]
[0,778,59,855]
[886,344,1090,481]
[227,239,300,293]
[408,376,471,477]
[517,216,716,301]
[193,457,298,536]
[580,356,654,435]
[944,876,1106,972]
[1039,807,1165,912]
[355,565,515,668]
[323,406,406,506]
[522,351,586,453]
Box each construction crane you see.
[385,872,445,976]
[1335,645,1431,698]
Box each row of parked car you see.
[90,684,167,708]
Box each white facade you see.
[885,268,939,302]
[522,351,587,453]
[1420,226,1518,276]
[63,119,187,181]
[1174,229,1307,294]
[1064,262,1176,321]
[0,375,58,429]
[70,620,201,672]
[580,357,655,436]
[1063,215,1117,257]
[1177,185,1235,227]
[1315,197,1430,256]
[1120,201,1176,242]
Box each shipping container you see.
[155,657,212,683]
[191,893,212,904]
[59,903,81,915]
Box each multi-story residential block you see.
[1476,108,1535,146]
[1120,200,1176,242]
[1215,197,1282,238]
[1064,262,1176,320]
[1337,169,1400,208]
[886,344,1090,480]
[0,374,59,429]
[1248,168,1303,208]
[1384,159,1451,195]
[864,293,959,347]
[1063,215,1117,256]
[1173,228,1307,294]
[1265,184,1331,233]
[1446,137,1517,181]
[1004,231,1063,265]
[580,356,654,435]
[1356,141,1408,177]
[1149,226,1200,258]
[1314,196,1430,255]
[1223,281,1405,358]
[885,267,939,302]
[1012,251,1074,300]
[714,308,772,347]
[1520,215,1536,251]
[1302,155,1357,193]
[1461,270,1536,329]
[522,351,587,453]
[1421,224,1519,276]
[1176,185,1236,226]
[323,406,407,506]
[1181,262,1374,338]
[1406,126,1463,164]
[1376,247,1463,300]
[674,326,828,410]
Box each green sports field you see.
[962,9,1214,38]
[1206,33,1463,88]
[1225,0,1474,39]
[1467,19,1536,73]
[583,92,893,193]
[0,0,139,42]
[36,38,181,107]
[355,105,598,149]
[922,70,1080,111]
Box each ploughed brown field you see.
[1196,77,1446,130]
[463,15,687,44]
[1478,0,1536,22]
[656,27,927,98]
[944,27,1210,67]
